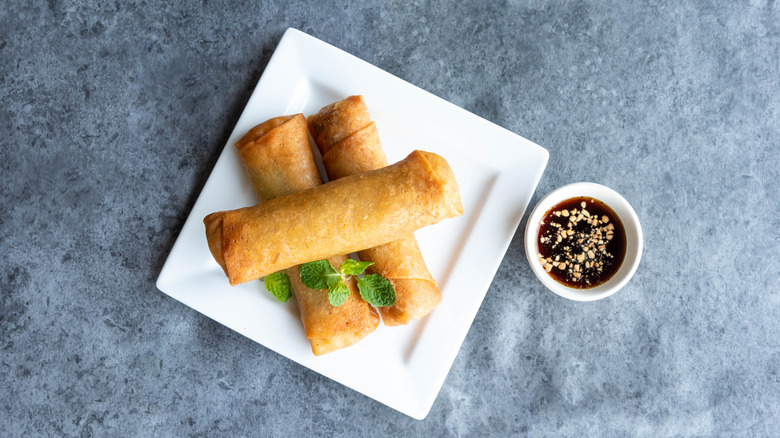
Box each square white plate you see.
[156,28,548,420]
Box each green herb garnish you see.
[356,274,396,307]
[299,259,339,290]
[299,259,396,307]
[264,271,292,302]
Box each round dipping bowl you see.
[524,182,643,301]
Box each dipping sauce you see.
[535,197,626,288]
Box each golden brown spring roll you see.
[204,149,462,286]
[308,96,442,326]
[231,114,378,355]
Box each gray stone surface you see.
[1,0,778,436]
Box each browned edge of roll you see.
[204,211,228,275]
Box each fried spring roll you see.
[204,149,462,286]
[228,114,378,355]
[308,96,442,326]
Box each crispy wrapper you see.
[204,149,462,286]
[308,96,443,325]
[207,114,378,355]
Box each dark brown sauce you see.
[536,197,626,288]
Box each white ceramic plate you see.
[156,28,548,419]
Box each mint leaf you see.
[357,274,396,307]
[264,271,292,303]
[340,259,373,276]
[326,272,344,289]
[328,281,350,307]
[300,260,338,290]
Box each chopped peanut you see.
[536,197,623,287]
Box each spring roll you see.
[204,149,462,286]
[232,114,378,355]
[308,96,442,326]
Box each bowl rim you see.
[524,182,643,301]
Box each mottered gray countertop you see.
[2,1,778,436]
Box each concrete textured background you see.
[2,1,779,436]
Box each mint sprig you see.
[357,274,396,307]
[339,259,374,276]
[299,259,396,307]
[264,271,292,302]
[328,282,350,306]
[300,260,339,290]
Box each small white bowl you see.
[524,182,643,301]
